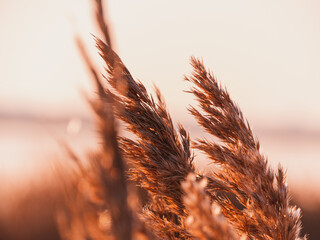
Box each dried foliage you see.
[182,173,238,240]
[57,1,308,240]
[185,58,307,240]
[96,37,195,238]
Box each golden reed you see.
[56,1,308,239]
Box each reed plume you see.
[57,1,134,239]
[57,1,308,239]
[96,38,195,238]
[185,57,306,240]
[182,173,238,240]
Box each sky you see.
[0,0,320,130]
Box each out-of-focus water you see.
[0,117,96,183]
[1,117,319,196]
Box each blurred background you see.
[0,0,319,239]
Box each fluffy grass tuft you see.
[57,1,308,240]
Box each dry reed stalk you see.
[94,0,113,48]
[57,135,133,240]
[185,57,307,240]
[57,1,134,239]
[182,173,239,240]
[95,40,228,239]
[77,1,135,238]
[79,27,133,240]
[95,38,195,238]
[57,0,308,239]
[80,4,197,235]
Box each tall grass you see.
[57,0,308,239]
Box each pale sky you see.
[1,0,320,130]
